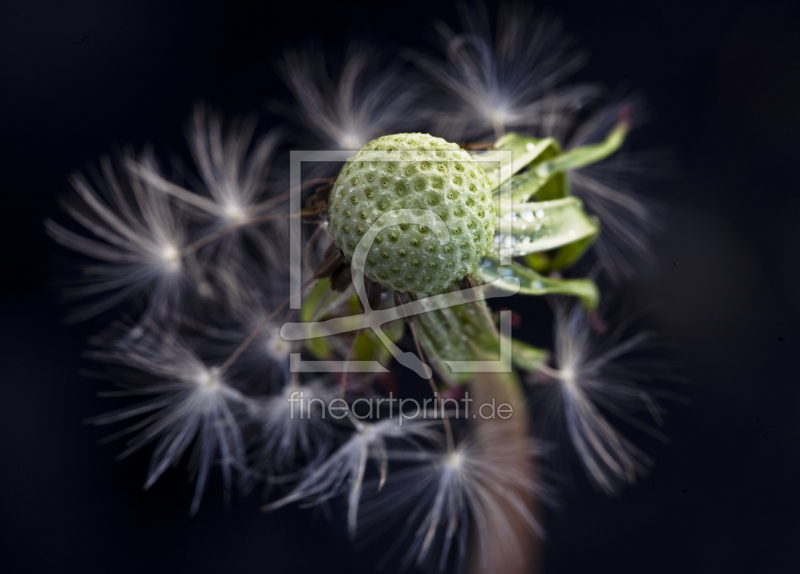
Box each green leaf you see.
[508,165,568,204]
[477,256,600,310]
[353,329,394,365]
[300,278,333,358]
[537,120,628,175]
[524,120,629,202]
[493,134,566,203]
[524,251,551,273]
[492,133,561,174]
[491,197,600,258]
[352,330,377,361]
[545,226,599,271]
[301,278,331,322]
[525,217,600,273]
[482,133,562,191]
[496,120,629,204]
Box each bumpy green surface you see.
[328,134,496,294]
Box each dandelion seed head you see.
[50,2,671,560]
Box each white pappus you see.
[46,150,188,324]
[264,417,441,539]
[128,103,286,246]
[532,302,669,495]
[409,1,598,141]
[87,325,251,515]
[358,423,548,573]
[276,46,425,151]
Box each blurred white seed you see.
[533,302,668,494]
[409,2,598,141]
[251,381,335,477]
[264,418,439,538]
[276,46,425,150]
[46,150,188,323]
[358,424,547,573]
[128,103,284,233]
[88,326,251,515]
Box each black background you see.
[2,0,799,572]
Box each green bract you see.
[328,133,496,294]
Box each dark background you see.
[1,0,799,572]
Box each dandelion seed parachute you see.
[533,302,668,494]
[127,103,285,249]
[250,380,335,477]
[358,424,547,573]
[276,46,426,151]
[45,150,189,323]
[87,327,251,515]
[181,240,293,387]
[264,418,440,539]
[410,2,598,141]
[570,156,656,281]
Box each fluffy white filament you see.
[359,424,546,572]
[88,327,250,515]
[277,46,424,150]
[534,303,668,494]
[409,2,598,141]
[46,151,188,323]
